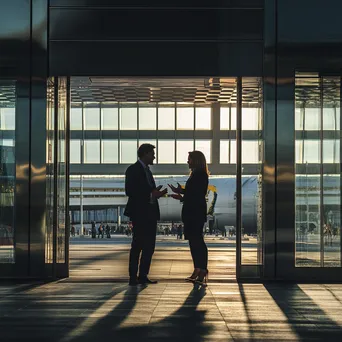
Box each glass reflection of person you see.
[169,151,209,286]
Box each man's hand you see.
[168,183,182,194]
[171,193,183,201]
[152,187,168,198]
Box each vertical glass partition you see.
[45,77,69,277]
[295,73,341,267]
[0,81,16,263]
[241,78,264,266]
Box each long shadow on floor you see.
[264,284,342,342]
[69,285,211,342]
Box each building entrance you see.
[66,76,264,281]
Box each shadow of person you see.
[68,284,146,342]
[265,284,342,342]
[69,284,212,342]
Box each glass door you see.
[45,77,70,278]
[295,74,341,269]
[236,77,264,279]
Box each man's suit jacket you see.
[181,169,208,223]
[124,161,160,221]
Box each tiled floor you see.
[0,281,342,341]
[1,238,342,341]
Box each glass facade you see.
[295,74,341,267]
[0,81,15,263]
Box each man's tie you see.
[146,166,155,188]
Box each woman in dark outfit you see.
[169,150,209,286]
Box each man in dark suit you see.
[124,144,167,286]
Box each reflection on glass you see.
[242,141,259,164]
[0,108,15,130]
[139,107,156,130]
[102,140,118,163]
[84,106,100,130]
[241,78,263,266]
[242,108,259,130]
[70,107,82,130]
[220,107,230,130]
[195,140,211,163]
[195,107,211,130]
[304,140,320,163]
[323,107,340,130]
[57,78,67,263]
[158,107,175,130]
[176,140,194,163]
[0,81,15,263]
[295,74,341,267]
[295,174,321,266]
[120,107,137,130]
[220,106,236,130]
[177,106,194,130]
[323,140,339,163]
[323,175,341,267]
[46,79,54,263]
[101,107,118,130]
[304,108,320,130]
[220,140,229,163]
[70,140,81,164]
[230,140,237,164]
[84,140,100,163]
[120,140,137,163]
[157,140,175,164]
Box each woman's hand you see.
[168,183,182,194]
[170,193,183,201]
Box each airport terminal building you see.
[1,0,342,281]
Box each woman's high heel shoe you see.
[185,268,200,282]
[195,269,208,287]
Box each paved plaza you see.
[0,236,341,341]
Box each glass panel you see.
[0,81,15,263]
[241,78,263,265]
[323,107,340,130]
[45,80,54,263]
[101,107,118,130]
[305,108,320,130]
[230,140,237,164]
[304,140,320,163]
[0,108,15,130]
[120,106,137,130]
[231,107,237,130]
[101,140,118,163]
[195,140,211,163]
[158,106,175,130]
[120,140,137,163]
[220,107,230,130]
[220,140,229,163]
[242,141,259,164]
[157,140,175,164]
[242,108,259,130]
[294,75,342,267]
[139,106,156,130]
[195,107,211,130]
[57,78,67,263]
[177,105,194,130]
[323,140,339,163]
[323,77,341,267]
[176,140,194,163]
[84,140,100,163]
[84,105,100,130]
[70,140,81,164]
[70,107,82,130]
